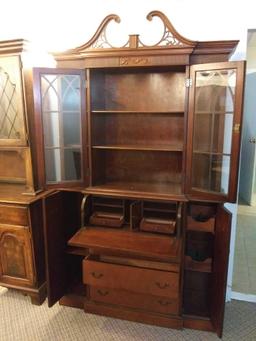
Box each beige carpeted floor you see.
[233,207,256,295]
[0,286,256,341]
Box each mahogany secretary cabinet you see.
[1,11,245,337]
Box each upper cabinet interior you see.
[89,66,186,199]
[31,11,244,202]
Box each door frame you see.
[228,29,256,302]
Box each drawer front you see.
[83,259,179,298]
[89,286,179,315]
[0,204,28,226]
[140,218,175,234]
[89,212,124,228]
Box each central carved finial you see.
[129,35,139,49]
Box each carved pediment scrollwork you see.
[61,11,196,56]
[138,11,195,48]
[70,14,129,52]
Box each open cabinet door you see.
[43,191,67,307]
[186,61,245,202]
[211,205,232,337]
[43,190,83,307]
[33,68,88,190]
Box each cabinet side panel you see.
[30,200,45,285]
[23,69,40,190]
[211,205,231,337]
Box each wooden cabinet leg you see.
[30,284,47,305]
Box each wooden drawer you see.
[0,204,28,226]
[83,259,179,298]
[140,217,176,235]
[89,212,124,228]
[89,286,179,315]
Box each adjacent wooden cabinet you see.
[0,40,49,303]
[0,12,245,337]
[0,192,46,304]
[0,39,56,194]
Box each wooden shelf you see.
[0,183,49,204]
[92,203,123,208]
[92,144,183,152]
[87,181,186,201]
[91,110,184,115]
[144,207,176,213]
[0,146,28,150]
[66,246,89,256]
[195,111,234,115]
[193,151,230,156]
[68,227,182,262]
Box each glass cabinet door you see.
[0,56,27,145]
[33,68,87,187]
[186,61,245,202]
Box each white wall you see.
[1,0,254,299]
[0,0,254,55]
[239,70,256,205]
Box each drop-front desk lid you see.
[68,227,182,262]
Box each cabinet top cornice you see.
[0,39,30,55]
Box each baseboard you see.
[231,291,256,303]
[84,300,183,329]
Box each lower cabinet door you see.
[0,225,34,286]
[89,286,179,315]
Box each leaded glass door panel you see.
[186,61,245,202]
[33,68,87,187]
[0,56,27,145]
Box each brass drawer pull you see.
[158,300,172,306]
[97,289,109,296]
[155,282,170,289]
[91,272,103,279]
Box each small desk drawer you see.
[89,286,179,315]
[0,204,28,226]
[83,259,179,298]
